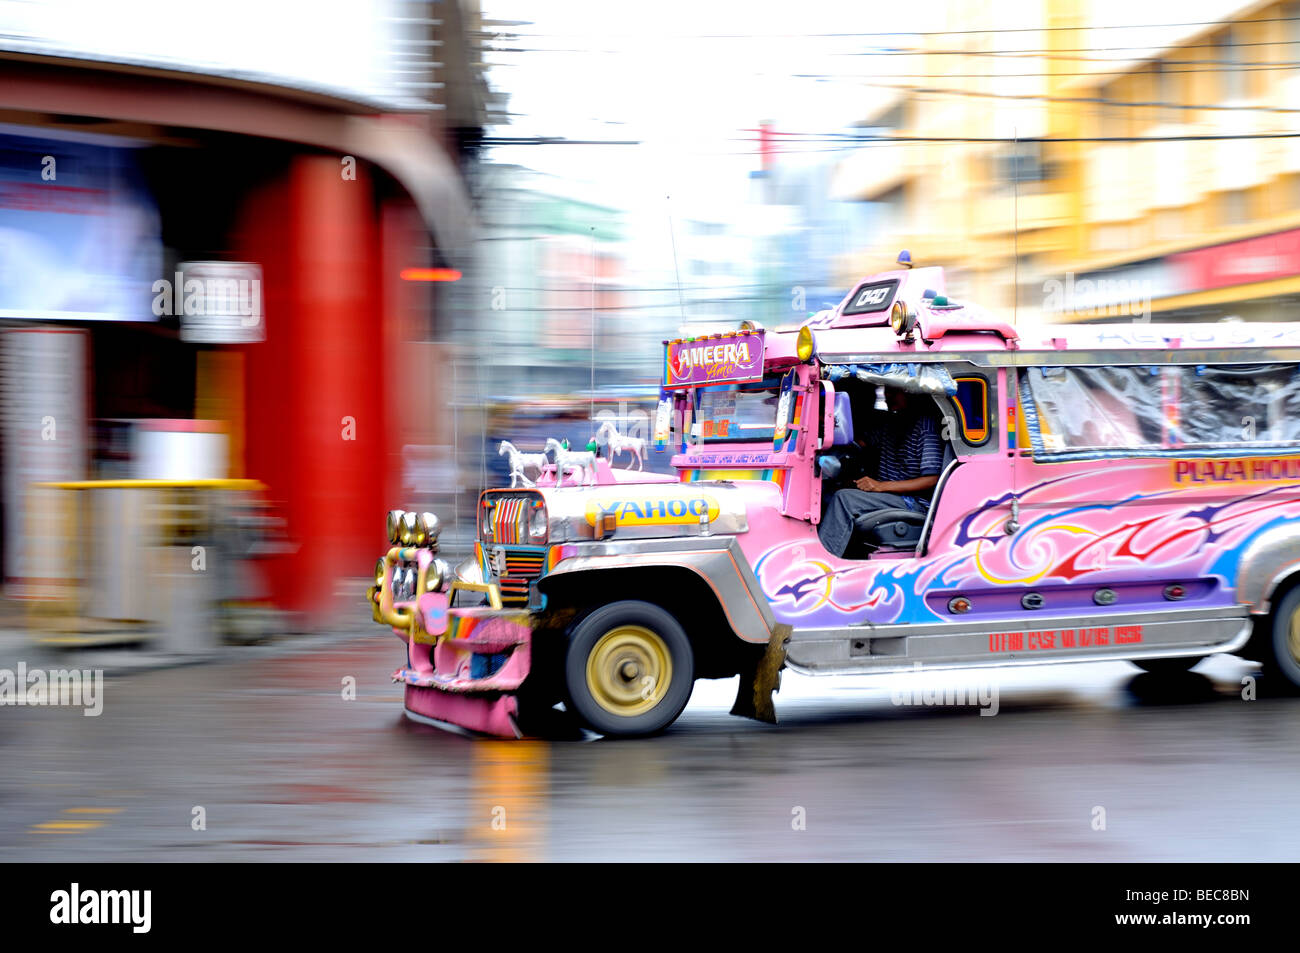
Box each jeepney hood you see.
[531,480,769,541]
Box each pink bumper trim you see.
[404,684,521,738]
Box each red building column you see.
[237,155,391,620]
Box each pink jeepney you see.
[369,259,1300,737]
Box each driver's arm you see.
[857,473,939,494]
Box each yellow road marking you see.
[32,820,104,832]
[62,807,123,815]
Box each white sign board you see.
[173,261,265,344]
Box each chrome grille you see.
[495,546,545,606]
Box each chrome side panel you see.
[784,606,1252,675]
[818,348,1300,368]
[540,536,774,644]
[1234,521,1300,614]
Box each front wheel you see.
[564,601,694,737]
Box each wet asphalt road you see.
[2,631,1298,862]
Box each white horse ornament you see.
[545,438,596,486]
[596,421,646,471]
[498,440,548,488]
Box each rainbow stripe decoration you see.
[488,497,529,544]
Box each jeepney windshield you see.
[1021,363,1300,459]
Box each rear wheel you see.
[1265,588,1300,692]
[1131,657,1200,675]
[564,601,694,737]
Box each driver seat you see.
[849,507,927,555]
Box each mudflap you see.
[394,607,534,739]
[730,623,791,724]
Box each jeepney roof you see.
[806,320,1300,359]
[770,262,1300,367]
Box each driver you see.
[817,386,944,558]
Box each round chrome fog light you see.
[425,557,451,593]
[399,511,419,546]
[417,511,441,546]
[386,509,406,544]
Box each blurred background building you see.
[4,0,1300,643]
[830,0,1300,324]
[0,0,497,627]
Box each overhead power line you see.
[479,15,1300,40]
[831,38,1300,57]
[793,61,1300,79]
[739,131,1300,143]
[845,80,1300,114]
[486,38,1300,64]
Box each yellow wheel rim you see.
[585,625,673,717]
[1289,611,1300,665]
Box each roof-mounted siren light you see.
[896,249,913,269]
[739,319,764,332]
[890,300,918,340]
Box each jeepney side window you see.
[1172,364,1300,447]
[951,376,989,445]
[1021,365,1162,454]
[1021,363,1300,457]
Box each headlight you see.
[425,557,451,593]
[455,555,484,587]
[796,325,815,362]
[386,509,405,544]
[890,301,917,335]
[417,512,441,546]
[528,506,548,542]
[399,511,418,546]
[373,558,385,586]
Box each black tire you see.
[563,600,694,737]
[1131,657,1201,675]
[1265,587,1300,691]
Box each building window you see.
[1153,208,1185,243]
[1219,188,1250,227]
[1100,82,1127,139]
[1092,224,1131,252]
[1217,30,1244,101]
[1152,59,1179,125]
[995,142,1048,189]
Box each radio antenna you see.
[590,224,596,431]
[667,195,686,325]
[1008,127,1022,535]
